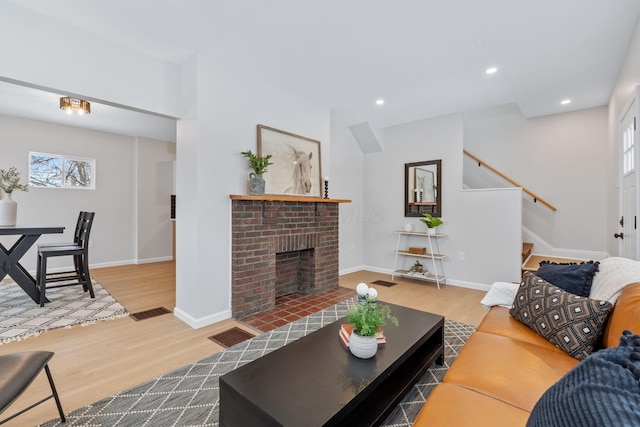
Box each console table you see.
[219,304,444,426]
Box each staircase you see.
[521,242,586,275]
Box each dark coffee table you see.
[219,303,444,426]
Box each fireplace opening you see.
[276,249,313,298]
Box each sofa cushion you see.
[443,332,578,412]
[414,383,529,427]
[510,273,613,360]
[527,331,640,427]
[603,283,640,348]
[536,260,599,297]
[477,307,565,353]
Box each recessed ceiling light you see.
[376,99,385,105]
[561,99,571,105]
[485,67,498,75]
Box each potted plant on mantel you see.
[0,167,28,227]
[346,294,398,359]
[420,213,443,235]
[241,150,274,196]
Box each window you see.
[623,121,635,175]
[29,152,95,189]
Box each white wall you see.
[136,137,176,262]
[608,16,640,257]
[463,103,609,254]
[361,113,522,288]
[0,114,174,271]
[0,2,180,117]
[330,110,366,273]
[174,54,332,328]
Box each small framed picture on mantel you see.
[257,125,322,198]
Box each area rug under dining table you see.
[0,279,128,345]
[39,298,475,427]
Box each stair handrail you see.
[464,150,557,212]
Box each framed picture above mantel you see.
[257,125,322,198]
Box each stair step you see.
[522,242,533,263]
[522,254,587,272]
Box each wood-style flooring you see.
[0,262,487,426]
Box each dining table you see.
[0,225,65,305]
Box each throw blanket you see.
[527,330,640,427]
[480,281,520,311]
[590,257,640,303]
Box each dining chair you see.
[0,351,66,425]
[36,212,95,307]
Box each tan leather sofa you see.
[414,283,640,426]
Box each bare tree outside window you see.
[64,159,92,187]
[29,152,95,189]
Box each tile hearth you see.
[240,287,354,332]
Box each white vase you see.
[0,192,17,227]
[404,223,413,232]
[349,332,378,359]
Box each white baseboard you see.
[339,265,368,275]
[173,306,232,329]
[135,256,174,265]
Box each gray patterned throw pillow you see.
[510,273,614,360]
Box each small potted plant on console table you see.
[420,213,443,235]
[346,292,398,359]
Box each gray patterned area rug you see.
[0,279,128,345]
[40,299,475,427]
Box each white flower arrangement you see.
[0,167,29,194]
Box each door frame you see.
[618,87,640,259]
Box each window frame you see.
[28,151,96,190]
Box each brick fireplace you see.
[230,195,349,319]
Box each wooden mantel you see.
[230,194,351,203]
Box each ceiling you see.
[3,1,640,140]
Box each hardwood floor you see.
[0,262,487,426]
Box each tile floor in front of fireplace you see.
[240,286,355,332]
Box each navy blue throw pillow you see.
[527,330,640,427]
[535,260,599,297]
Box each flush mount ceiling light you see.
[561,99,572,105]
[60,97,90,115]
[376,99,385,105]
[485,67,498,75]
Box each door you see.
[619,98,637,259]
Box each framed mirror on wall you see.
[405,160,442,217]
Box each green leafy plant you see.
[420,213,443,228]
[412,260,423,271]
[346,298,399,337]
[0,167,29,193]
[241,150,274,175]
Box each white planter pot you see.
[426,227,437,235]
[0,192,17,227]
[349,332,378,359]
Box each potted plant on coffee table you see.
[346,294,398,359]
[241,150,274,195]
